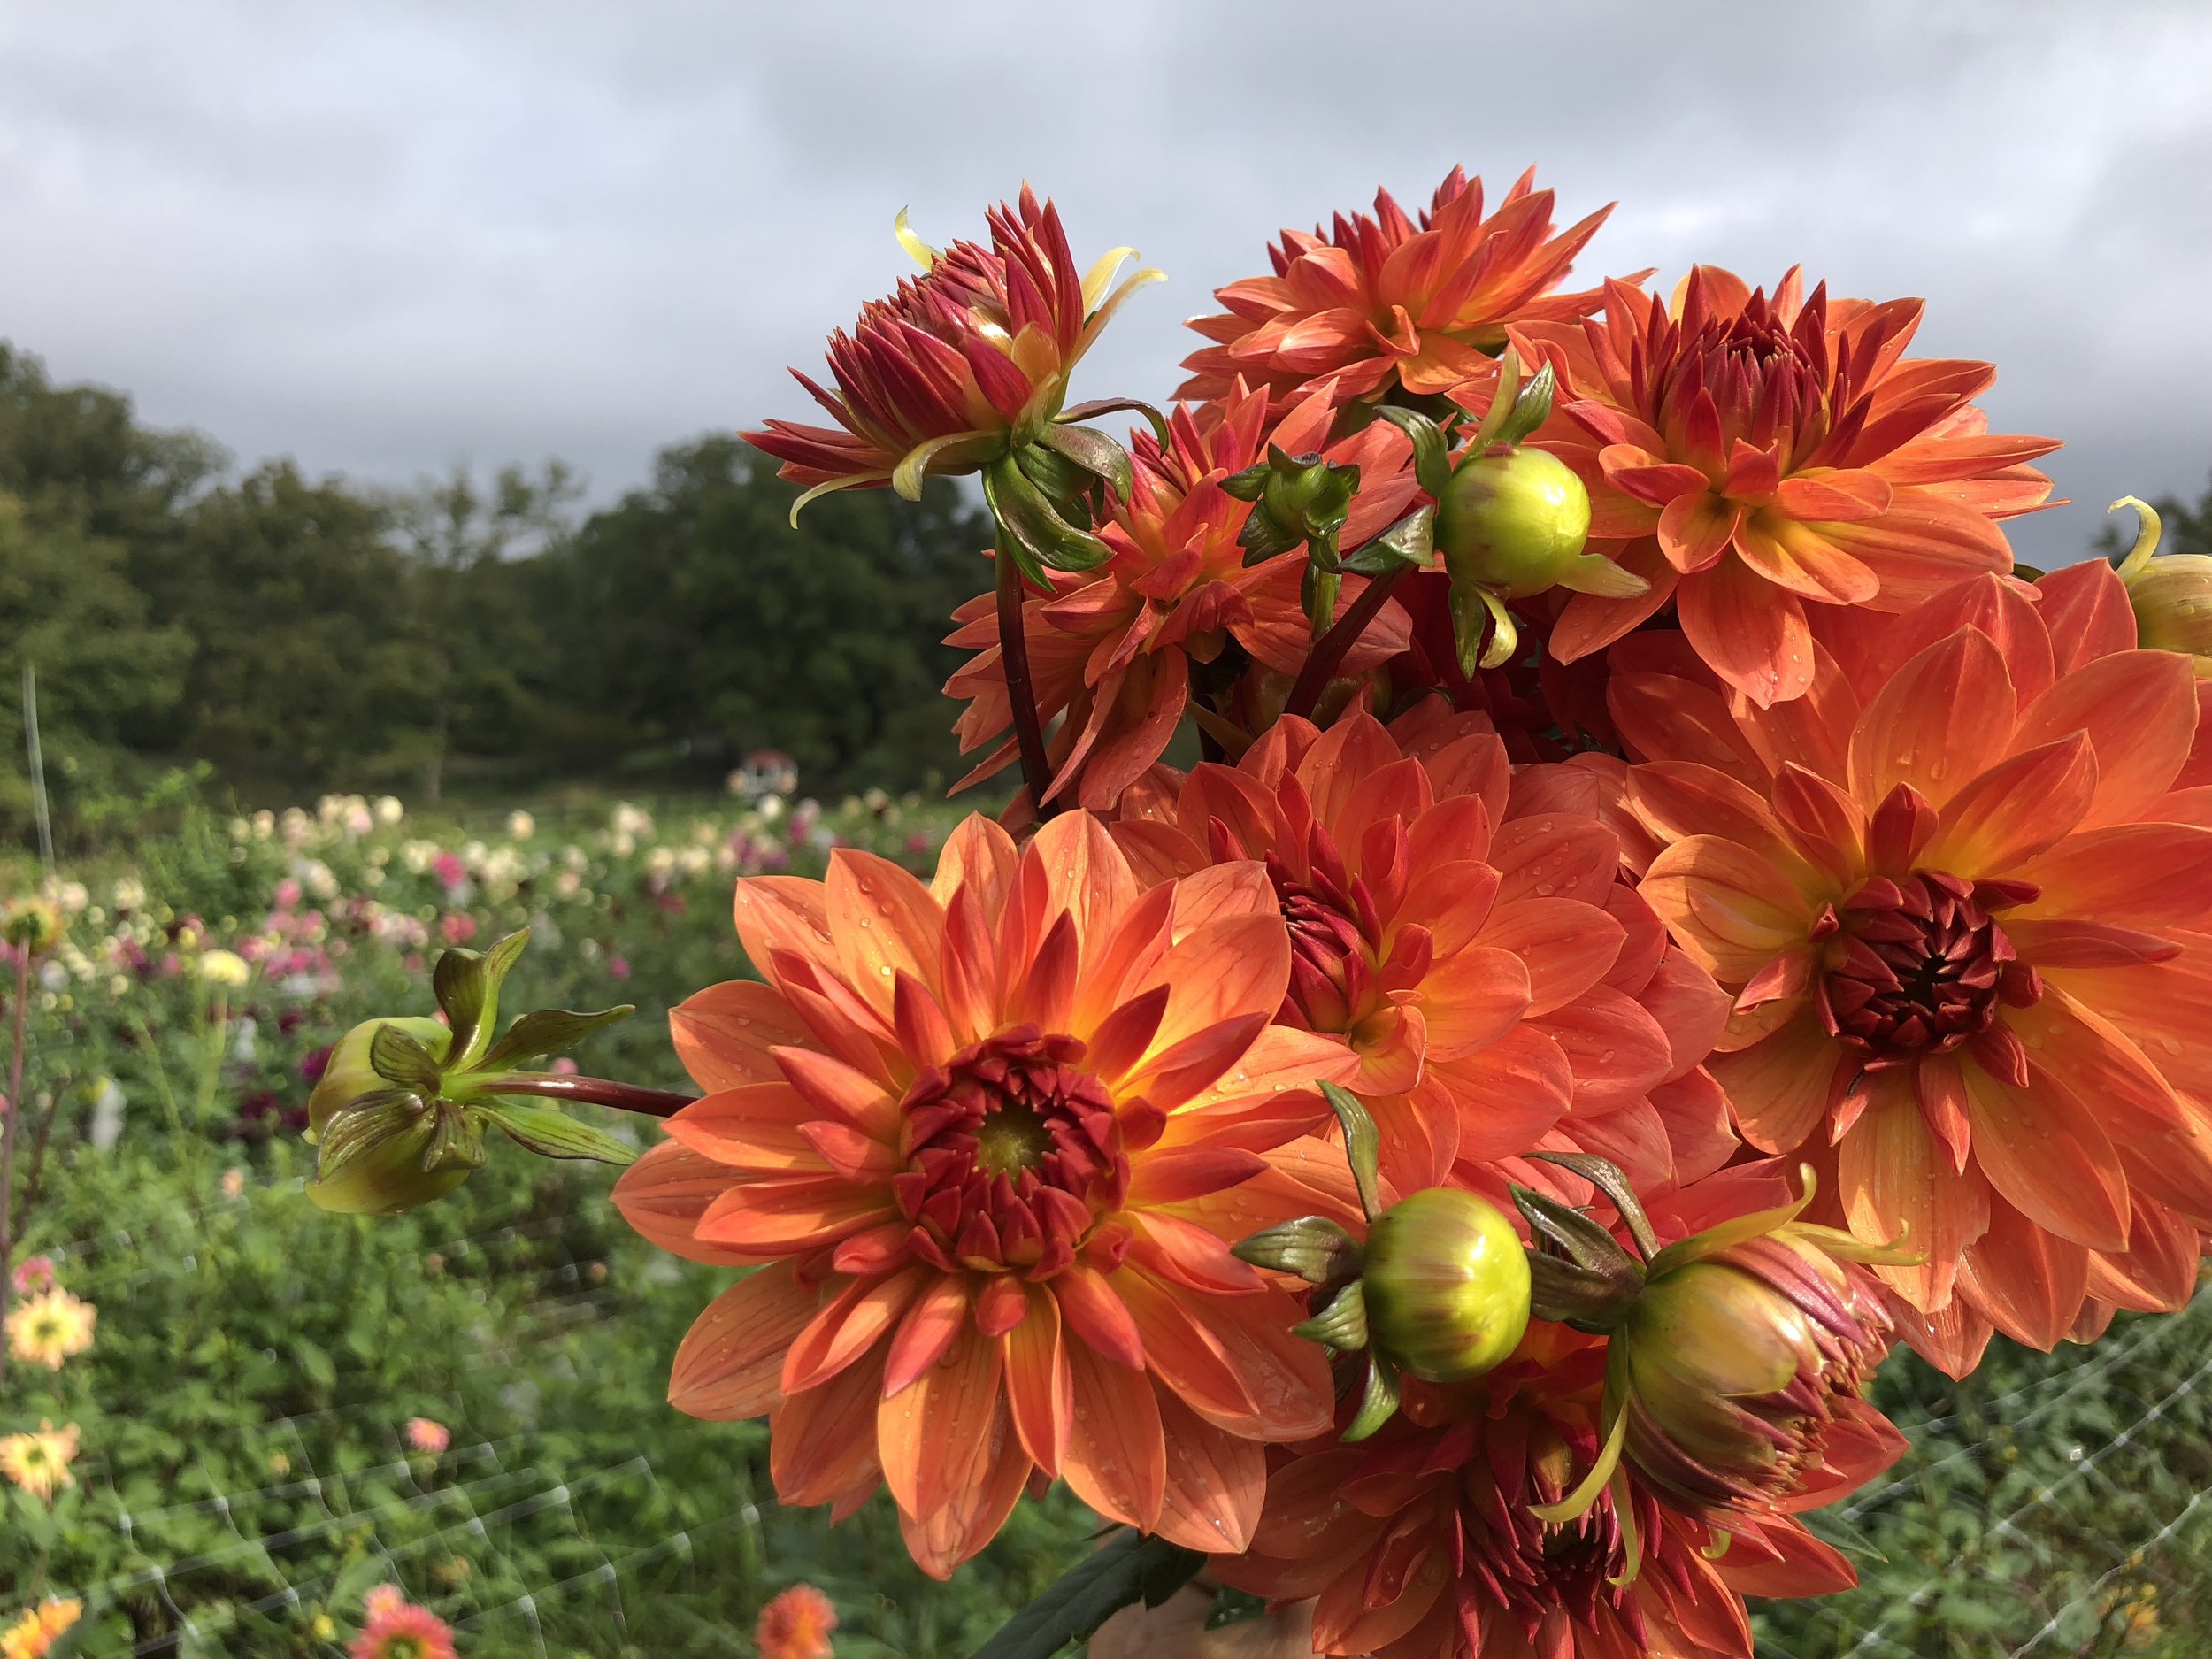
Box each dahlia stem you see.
[1285,565,1409,721]
[995,548,1060,818]
[475,1072,696,1119]
[0,948,32,1392]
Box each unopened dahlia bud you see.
[1437,445,1593,598]
[1361,1187,1532,1383]
[2113,495,2212,675]
[306,1017,450,1140]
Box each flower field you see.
[0,787,2208,1657]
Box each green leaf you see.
[1509,1183,1644,1293]
[1342,506,1433,574]
[1318,1081,1383,1223]
[1232,1216,1362,1285]
[1525,1151,1660,1259]
[984,453,1112,574]
[1058,396,1171,448]
[479,1102,639,1166]
[1293,1280,1369,1352]
[476,1004,635,1071]
[1343,1351,1401,1442]
[367,1022,445,1092]
[1490,361,1557,448]
[431,946,491,1059]
[422,1101,487,1172]
[314,1089,427,1181]
[1035,423,1134,500]
[1371,405,1455,500]
[969,1528,1206,1659]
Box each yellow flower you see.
[4,1288,97,1370]
[1,1600,82,1659]
[0,1421,79,1502]
[195,948,252,988]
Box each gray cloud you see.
[1,0,2207,565]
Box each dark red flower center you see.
[892,1026,1128,1280]
[1812,872,2043,1066]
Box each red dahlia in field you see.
[944,379,1421,809]
[1212,1323,1856,1659]
[1179,168,1616,405]
[1614,569,2212,1373]
[1516,268,2058,708]
[611,813,1356,1573]
[744,188,1160,512]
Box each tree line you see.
[0,342,995,848]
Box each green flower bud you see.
[306,1017,451,1141]
[2126,556,2212,672]
[1359,1187,1532,1383]
[1436,447,1592,598]
[304,1098,480,1217]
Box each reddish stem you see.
[995,549,1061,818]
[478,1073,697,1119]
[1284,565,1410,720]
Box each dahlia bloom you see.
[4,1287,96,1370]
[8,1256,54,1295]
[611,813,1357,1574]
[1179,168,1614,405]
[350,1588,456,1659]
[1616,569,2212,1372]
[0,1601,81,1659]
[757,1583,840,1659]
[1518,268,2058,708]
[0,1419,79,1502]
[405,1417,451,1455]
[944,380,1422,808]
[1213,1322,1854,1659]
[1112,707,1736,1195]
[745,188,1161,512]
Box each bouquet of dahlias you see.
[302,171,2212,1659]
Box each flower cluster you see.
[304,165,2210,1659]
[0,1601,80,1659]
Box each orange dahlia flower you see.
[944,379,1421,810]
[1613,569,2212,1374]
[1517,269,2058,708]
[757,1583,839,1659]
[744,188,1160,512]
[1212,1322,1855,1659]
[611,813,1356,1574]
[1111,706,1735,1196]
[1179,168,1615,405]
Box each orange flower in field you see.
[1111,707,1737,1196]
[757,1584,839,1659]
[611,813,1356,1575]
[1212,1322,1855,1659]
[1,1600,81,1659]
[744,188,1160,512]
[944,380,1422,810]
[1179,168,1615,405]
[1614,569,2212,1375]
[1518,268,2058,708]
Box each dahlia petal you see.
[897,1403,1029,1581]
[880,1274,975,1398]
[2010,649,2199,829]
[1956,1198,2089,1351]
[612,1141,775,1267]
[1171,1023,1360,1121]
[1771,469,1893,522]
[1532,986,1673,1108]
[1635,949,1733,1079]
[1166,860,1278,937]
[1116,1269,1259,1427]
[1924,733,2097,873]
[1657,494,1741,573]
[1606,671,1766,784]
[1959,1061,2131,1252]
[1714,1519,1859,1599]
[828,850,945,1018]
[671,980,818,1091]
[1392,862,1502,959]
[1639,836,1814,983]
[2035,559,2138,672]
[1879,1284,1994,1379]
[1677,557,1815,709]
[1002,1285,1071,1475]
[771,1344,885,1509]
[1809,488,2012,603]
[1151,1390,1265,1554]
[1071,882,1179,1035]
[1734,515,1880,604]
[1627,762,1809,880]
[1317,1545,1448,1655]
[2016,825,2212,926]
[695,1177,897,1252]
[1134,912,1294,1054]
[2016,988,2186,1141]
[1549,540,1682,664]
[878,1316,1005,1527]
[1122,1013,1275,1114]
[784,1264,929,1394]
[664,1085,833,1174]
[1062,1339,1166,1529]
[1125,1146,1269,1206]
[928,813,1020,912]
[2085,1196,2200,1314]
[1733,650,1862,785]
[1490,814,1620,908]
[1706,1014,1842,1155]
[1128,1212,1265,1295]
[669,1263,824,1420]
[1475,898,1624,1017]
[1053,1265,1146,1369]
[1839,1073,1990,1310]
[772,1045,901,1139]
[1562,1094,1675,1188]
[1847,627,2017,810]
[733,877,834,990]
[1650,1067,1741,1182]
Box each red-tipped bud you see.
[1360,1187,1532,1383]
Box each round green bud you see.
[304,1107,478,1217]
[1436,447,1593,598]
[306,1017,451,1140]
[1360,1187,1532,1383]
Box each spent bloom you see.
[745,188,1162,513]
[350,1587,456,1659]
[1618,569,2212,1372]
[0,1420,81,1502]
[5,1288,96,1370]
[1521,268,2056,707]
[0,1601,82,1659]
[757,1583,840,1659]
[406,1417,451,1455]
[1179,167,1613,405]
[612,812,1356,1574]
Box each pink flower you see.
[9,1256,55,1295]
[904,832,930,854]
[606,955,631,981]
[405,1417,450,1455]
[549,1057,580,1077]
[273,878,303,910]
[430,851,466,890]
[438,914,477,947]
[350,1587,455,1659]
[221,1170,245,1201]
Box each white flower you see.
[757,795,785,823]
[506,810,536,841]
[89,1079,127,1153]
[112,877,146,913]
[611,803,653,839]
[251,810,276,839]
[374,795,405,826]
[278,808,311,847]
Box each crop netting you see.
[32,1171,2212,1658]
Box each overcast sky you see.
[1,0,2207,565]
